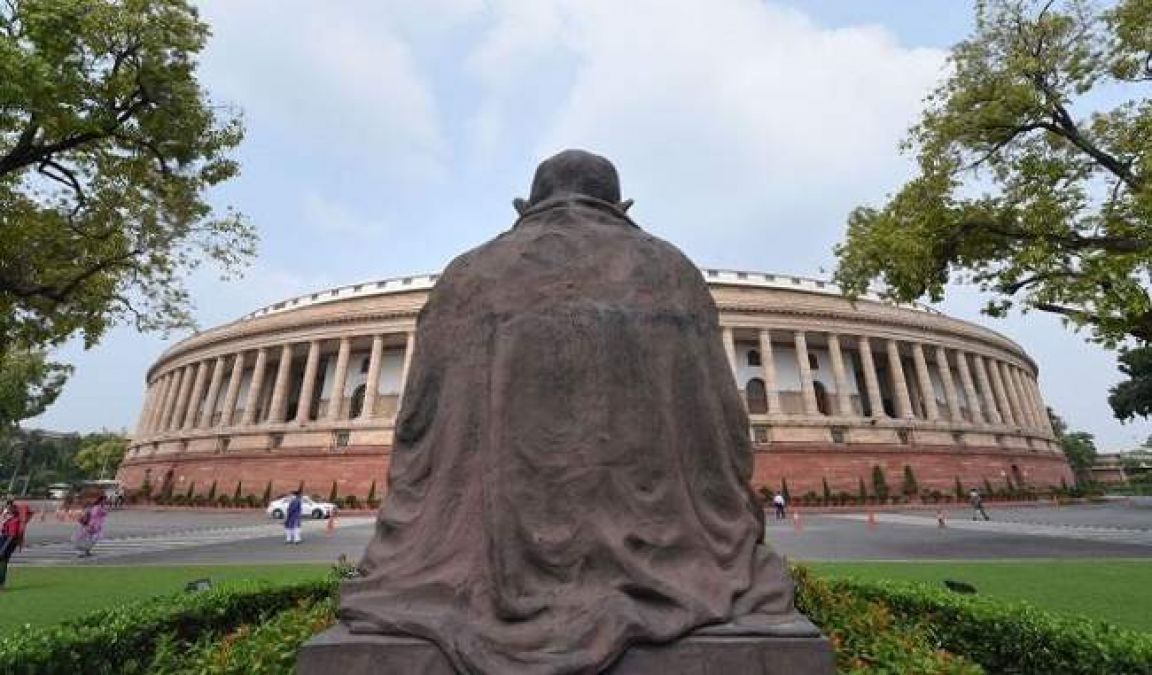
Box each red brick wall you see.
[118,442,1073,500]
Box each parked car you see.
[265,495,336,520]
[47,483,74,500]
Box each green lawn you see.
[809,559,1152,632]
[0,564,328,632]
[3,560,1150,635]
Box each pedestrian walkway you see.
[829,512,1152,547]
[12,516,376,565]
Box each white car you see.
[266,495,337,520]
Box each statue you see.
[304,150,831,674]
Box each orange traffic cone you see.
[866,511,877,531]
[791,511,803,533]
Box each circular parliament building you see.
[118,269,1072,501]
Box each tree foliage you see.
[834,0,1151,348]
[1047,407,1099,476]
[0,0,254,355]
[1108,344,1152,420]
[72,432,126,478]
[0,348,69,430]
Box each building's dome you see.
[119,269,1071,500]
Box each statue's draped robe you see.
[339,197,796,674]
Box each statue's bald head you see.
[528,149,621,205]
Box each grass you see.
[0,564,328,632]
[809,559,1152,632]
[3,560,1150,636]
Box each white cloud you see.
[464,0,946,266]
[198,1,448,183]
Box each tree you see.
[0,349,69,430]
[1047,407,1100,480]
[1108,346,1152,421]
[834,0,1151,411]
[72,433,126,478]
[871,465,890,502]
[902,465,919,497]
[0,0,254,356]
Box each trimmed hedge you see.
[793,566,981,674]
[0,577,336,675]
[826,575,1152,675]
[153,597,336,675]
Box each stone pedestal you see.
[297,619,835,674]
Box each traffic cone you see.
[937,510,947,529]
[866,511,877,531]
[791,511,803,533]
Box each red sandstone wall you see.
[118,442,1074,502]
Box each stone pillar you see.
[857,337,885,418]
[988,360,1016,426]
[327,337,352,421]
[241,348,268,426]
[911,343,939,420]
[362,335,384,419]
[142,376,164,434]
[295,340,322,424]
[935,347,961,422]
[955,352,983,425]
[722,326,738,382]
[158,370,183,431]
[219,352,245,427]
[137,381,160,436]
[1026,375,1053,434]
[397,331,417,411]
[827,333,852,416]
[757,329,781,414]
[973,355,1002,425]
[183,362,210,430]
[268,344,294,424]
[171,365,196,431]
[199,356,227,428]
[794,331,818,415]
[886,340,914,419]
[1007,366,1036,430]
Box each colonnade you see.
[134,325,1052,443]
[135,331,416,438]
[721,327,1053,435]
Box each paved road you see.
[9,502,1151,566]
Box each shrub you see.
[207,480,218,502]
[954,476,965,500]
[366,480,379,508]
[821,477,831,502]
[343,495,360,510]
[233,481,243,503]
[328,480,338,504]
[781,477,791,503]
[262,481,273,505]
[245,494,259,508]
[902,465,919,498]
[216,495,232,508]
[792,566,981,674]
[857,476,867,501]
[822,575,1152,674]
[871,465,889,502]
[154,598,336,675]
[0,578,337,674]
[185,481,196,500]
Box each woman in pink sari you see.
[73,495,107,558]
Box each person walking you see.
[969,488,990,521]
[0,501,25,589]
[284,491,303,544]
[772,492,787,520]
[73,495,108,558]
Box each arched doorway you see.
[746,378,768,414]
[348,384,367,419]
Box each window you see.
[831,426,847,444]
[736,272,747,280]
[218,437,231,454]
[808,353,819,370]
[745,378,768,414]
[270,433,284,449]
[752,425,769,444]
[896,428,910,445]
[747,350,762,367]
[359,357,370,374]
[334,430,351,448]
[813,381,831,416]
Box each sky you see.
[30,0,1151,452]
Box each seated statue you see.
[339,149,804,674]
